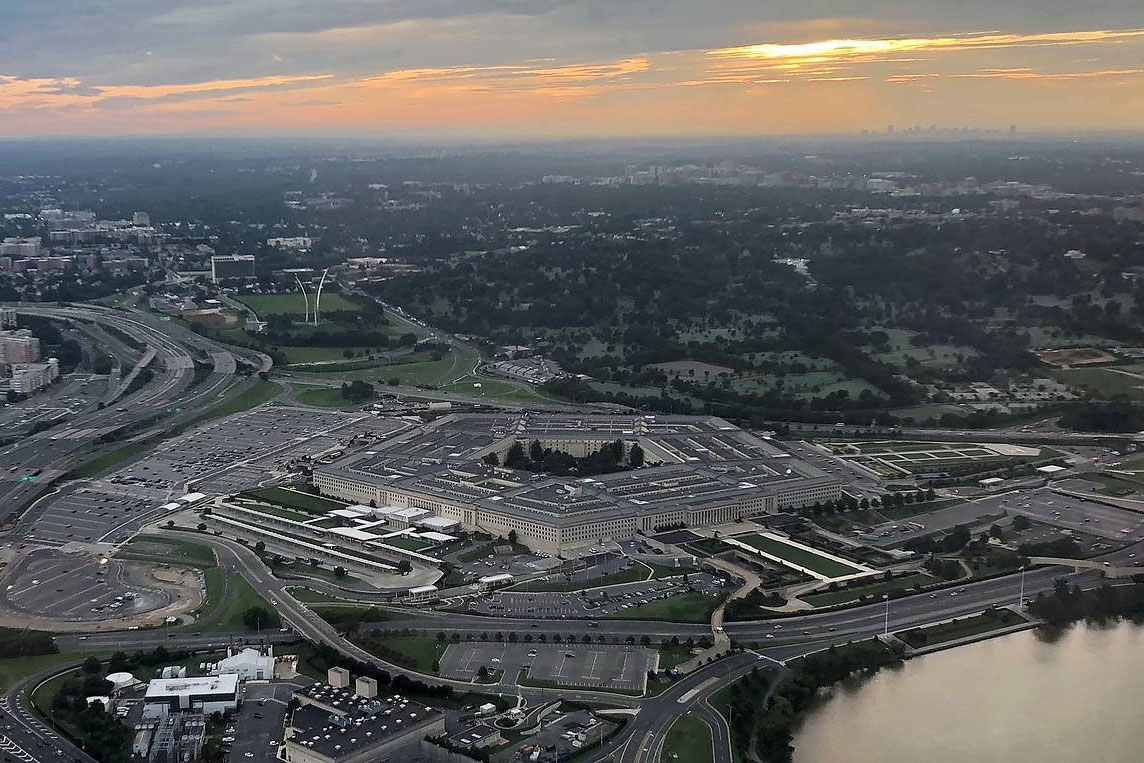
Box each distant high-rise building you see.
[887,124,896,135]
[210,254,256,282]
[1010,124,1017,135]
[133,211,151,226]
[0,329,40,364]
[0,237,42,258]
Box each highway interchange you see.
[1,300,1143,763]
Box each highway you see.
[6,301,1144,762]
[10,527,1133,763]
[0,303,261,525]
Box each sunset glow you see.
[3,5,1144,137]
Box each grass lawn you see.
[31,666,78,715]
[662,714,713,763]
[607,592,722,623]
[297,387,357,408]
[438,376,525,397]
[1054,366,1144,401]
[193,570,275,631]
[282,346,378,364]
[382,535,434,552]
[802,573,937,607]
[121,537,217,567]
[244,487,345,514]
[657,644,696,672]
[355,356,456,386]
[733,534,861,578]
[899,609,1026,649]
[232,499,317,524]
[377,637,442,672]
[237,292,362,317]
[190,380,281,424]
[0,654,81,691]
[67,442,151,479]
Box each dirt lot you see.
[1036,347,1116,368]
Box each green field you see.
[0,654,81,691]
[194,569,277,631]
[296,387,358,408]
[281,346,380,364]
[383,535,435,552]
[662,714,714,763]
[372,637,442,672]
[733,534,862,578]
[68,442,151,479]
[656,644,696,672]
[237,292,362,317]
[802,573,936,607]
[899,609,1026,649]
[121,537,217,567]
[232,499,316,523]
[608,592,722,623]
[244,487,345,514]
[1055,366,1144,401]
[191,380,281,423]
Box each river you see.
[794,622,1144,762]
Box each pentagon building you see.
[313,413,840,554]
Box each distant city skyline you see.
[2,2,1144,137]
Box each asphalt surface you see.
[7,302,1144,763]
[0,303,256,523]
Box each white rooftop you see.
[145,674,238,699]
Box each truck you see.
[478,703,497,717]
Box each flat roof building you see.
[210,254,256,282]
[286,683,445,763]
[142,675,238,719]
[314,413,840,553]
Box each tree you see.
[1013,514,1032,531]
[242,605,279,631]
[482,452,499,466]
[629,442,645,468]
[397,560,412,574]
[508,529,518,546]
[529,439,545,463]
[505,441,526,468]
[254,541,266,555]
[82,656,102,675]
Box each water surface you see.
[795,622,1144,762]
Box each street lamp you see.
[1018,566,1026,608]
[882,594,890,636]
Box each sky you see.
[2,1,1144,138]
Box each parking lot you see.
[493,710,614,763]
[466,573,715,619]
[867,486,1144,548]
[227,681,295,763]
[0,548,168,620]
[21,487,163,544]
[439,643,655,692]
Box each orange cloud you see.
[709,28,1144,61]
[5,27,1144,136]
